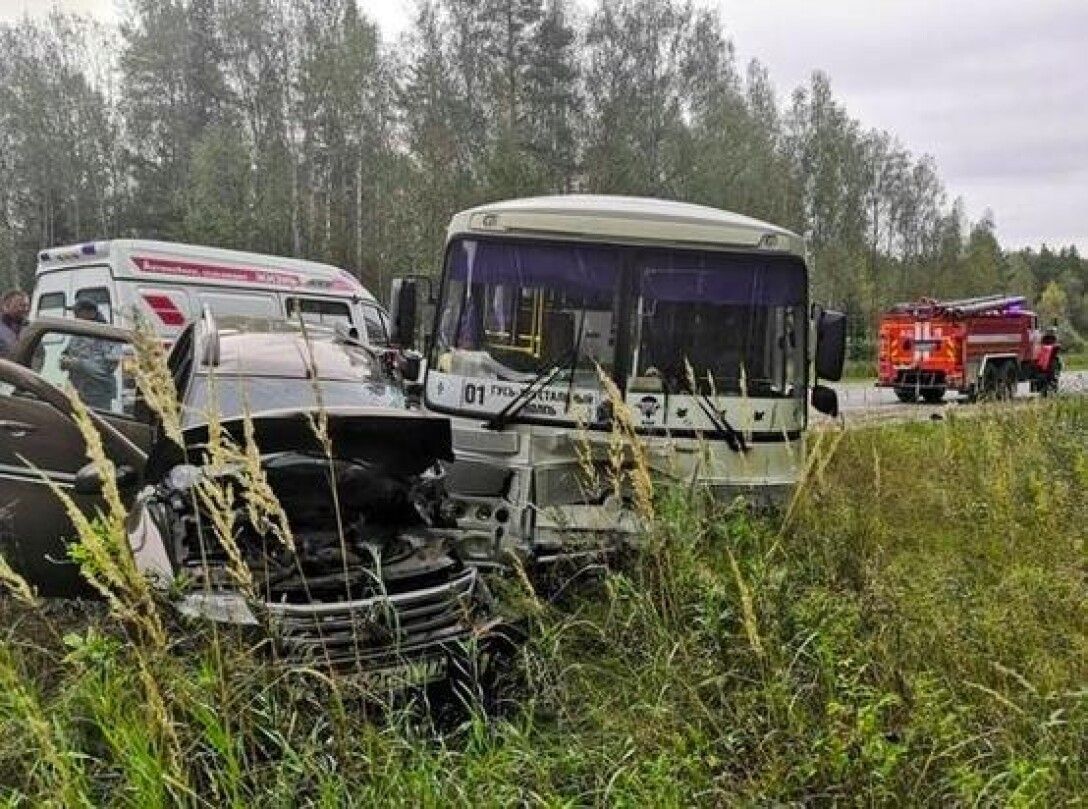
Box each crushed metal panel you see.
[453,427,520,455]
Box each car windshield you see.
[182,375,404,428]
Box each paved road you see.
[828,369,1088,424]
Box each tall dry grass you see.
[0,326,1084,804]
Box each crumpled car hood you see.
[146,406,453,479]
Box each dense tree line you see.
[0,0,1083,347]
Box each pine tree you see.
[524,0,581,192]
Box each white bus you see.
[31,240,390,345]
[391,195,845,565]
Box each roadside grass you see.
[842,358,878,380]
[1063,351,1088,371]
[0,397,1085,804]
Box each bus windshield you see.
[634,250,806,398]
[433,239,620,392]
[429,237,806,421]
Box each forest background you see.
[1,0,1084,355]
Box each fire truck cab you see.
[877,295,1061,403]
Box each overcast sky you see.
[1,0,1084,252]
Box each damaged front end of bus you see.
[391,196,846,569]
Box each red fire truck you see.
[877,295,1061,403]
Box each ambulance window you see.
[37,292,65,317]
[362,305,390,347]
[285,297,352,327]
[199,292,277,318]
[74,287,112,323]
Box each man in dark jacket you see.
[0,289,29,358]
[60,299,121,411]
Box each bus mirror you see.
[390,278,418,348]
[815,309,846,382]
[421,301,436,352]
[811,384,839,418]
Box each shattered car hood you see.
[127,403,484,675]
[147,406,454,479]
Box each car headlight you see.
[166,464,203,492]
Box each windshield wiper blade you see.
[484,348,575,432]
[681,378,747,453]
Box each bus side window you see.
[74,287,113,323]
[362,305,390,347]
[37,292,66,318]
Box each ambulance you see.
[30,240,390,346]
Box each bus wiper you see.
[483,347,576,431]
[681,377,747,453]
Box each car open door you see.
[0,359,146,596]
[12,317,153,454]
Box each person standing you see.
[0,290,30,358]
[61,299,121,410]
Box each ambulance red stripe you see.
[140,292,187,326]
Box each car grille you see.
[263,567,479,668]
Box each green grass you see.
[842,358,878,380]
[1,399,1086,805]
[1062,352,1088,372]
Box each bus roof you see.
[36,239,375,301]
[448,195,805,257]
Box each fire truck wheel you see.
[920,387,945,404]
[980,364,1000,400]
[894,386,918,403]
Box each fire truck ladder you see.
[888,294,1026,317]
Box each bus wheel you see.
[894,386,918,403]
[921,387,945,404]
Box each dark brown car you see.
[1,315,504,692]
[0,317,148,595]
